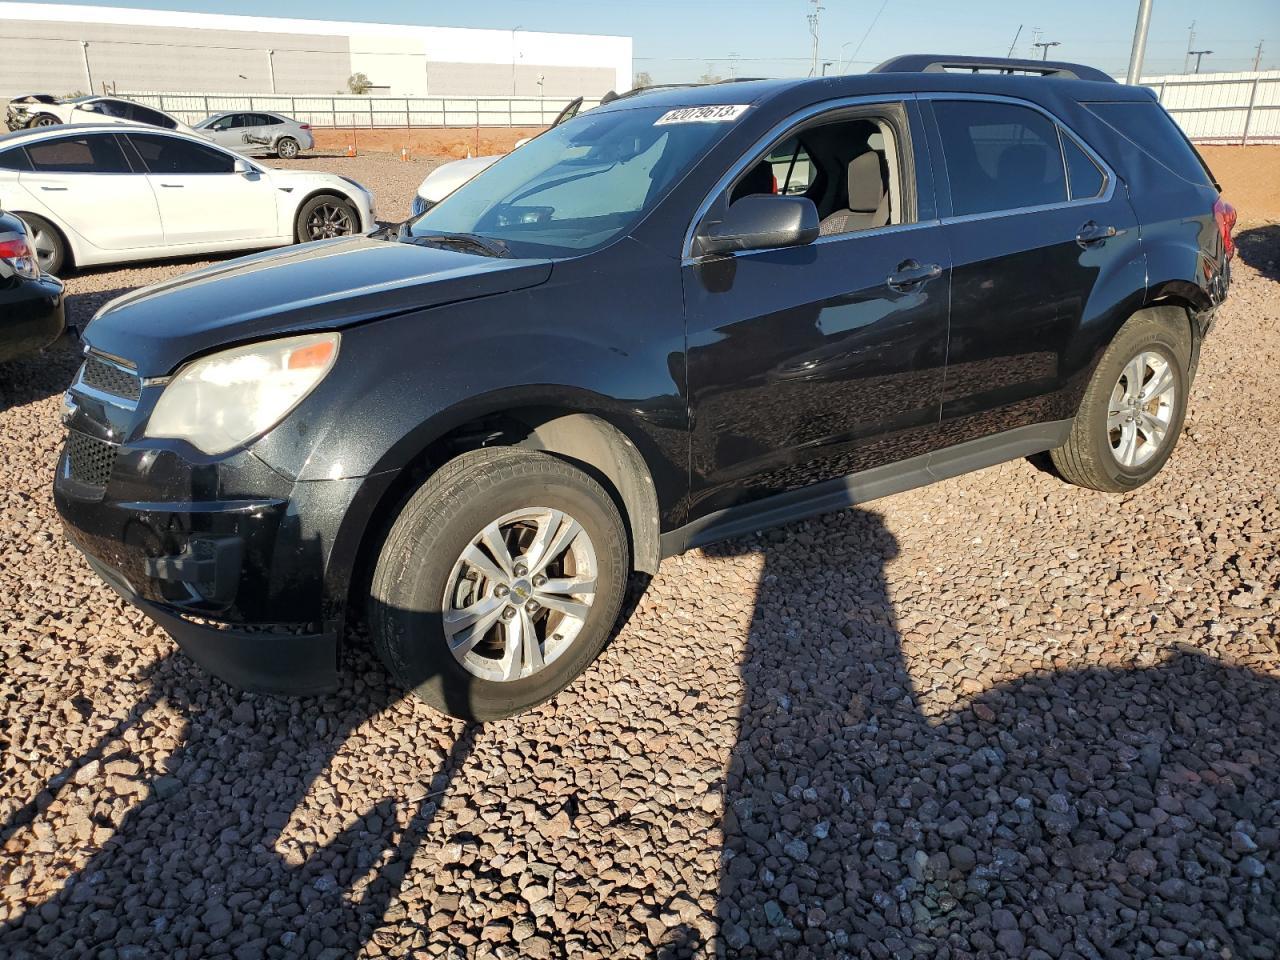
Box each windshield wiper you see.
[404,231,510,258]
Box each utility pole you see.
[1125,0,1154,85]
[1253,40,1265,72]
[821,61,834,76]
[1189,49,1213,73]
[1007,25,1023,58]
[1183,21,1196,73]
[807,0,824,77]
[1032,40,1060,61]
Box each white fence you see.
[123,74,1280,143]
[119,92,598,129]
[1143,70,1280,144]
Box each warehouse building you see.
[0,3,633,99]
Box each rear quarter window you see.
[0,147,32,171]
[1085,100,1215,187]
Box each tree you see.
[633,71,653,89]
[698,71,724,84]
[347,72,372,95]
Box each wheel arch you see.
[10,208,78,270]
[337,398,665,631]
[291,187,363,241]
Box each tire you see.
[295,194,359,242]
[370,448,630,720]
[17,213,69,276]
[275,137,300,160]
[30,114,60,128]
[1050,311,1192,492]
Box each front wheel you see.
[275,137,300,159]
[1051,312,1191,492]
[295,194,358,242]
[30,114,60,128]
[370,448,630,720]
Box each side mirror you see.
[698,194,819,257]
[233,158,254,176]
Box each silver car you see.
[194,111,314,159]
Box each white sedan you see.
[7,95,199,135]
[0,125,375,274]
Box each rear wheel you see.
[275,137,300,159]
[30,114,59,128]
[296,194,358,242]
[1051,312,1191,492]
[370,448,629,720]
[18,213,68,275]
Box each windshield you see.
[408,104,740,257]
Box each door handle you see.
[39,186,68,192]
[1076,221,1118,246]
[886,260,943,291]
[160,183,184,189]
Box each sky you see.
[29,0,1280,82]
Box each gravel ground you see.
[1,154,1278,960]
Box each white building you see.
[0,3,633,99]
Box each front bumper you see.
[54,396,392,693]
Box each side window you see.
[93,100,130,119]
[247,114,275,127]
[24,135,132,174]
[132,105,178,130]
[127,133,235,174]
[260,115,284,126]
[1061,132,1105,200]
[769,138,815,196]
[1085,100,1214,187]
[0,147,32,171]
[933,100,1067,216]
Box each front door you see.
[921,96,1145,447]
[682,100,952,521]
[123,132,279,244]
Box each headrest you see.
[847,151,886,212]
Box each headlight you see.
[145,333,339,454]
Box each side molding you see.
[661,420,1073,556]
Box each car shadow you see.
[665,505,1280,958]
[1236,223,1280,281]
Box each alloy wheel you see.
[27,223,57,273]
[1108,350,1177,469]
[306,203,354,240]
[441,507,598,683]
[277,138,299,159]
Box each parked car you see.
[5,94,59,132]
[55,56,1234,720]
[0,208,65,362]
[411,96,584,216]
[6,95,198,135]
[0,125,375,273]
[194,111,314,159]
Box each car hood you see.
[84,235,554,375]
[417,155,501,202]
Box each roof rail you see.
[871,54,1116,84]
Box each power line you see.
[840,0,891,73]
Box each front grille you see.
[80,356,141,403]
[65,431,118,488]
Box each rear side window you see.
[25,135,132,174]
[1061,133,1105,199]
[0,147,32,171]
[127,133,235,174]
[132,105,178,130]
[933,101,1067,216]
[1085,100,1214,187]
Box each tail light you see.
[1214,196,1237,260]
[0,234,39,279]
[299,124,311,130]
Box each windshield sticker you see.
[655,105,750,125]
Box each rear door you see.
[682,100,952,520]
[921,96,1144,446]
[18,132,163,251]
[123,132,279,244]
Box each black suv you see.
[56,56,1235,719]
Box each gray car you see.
[194,111,314,159]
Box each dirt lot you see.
[1,149,1279,959]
